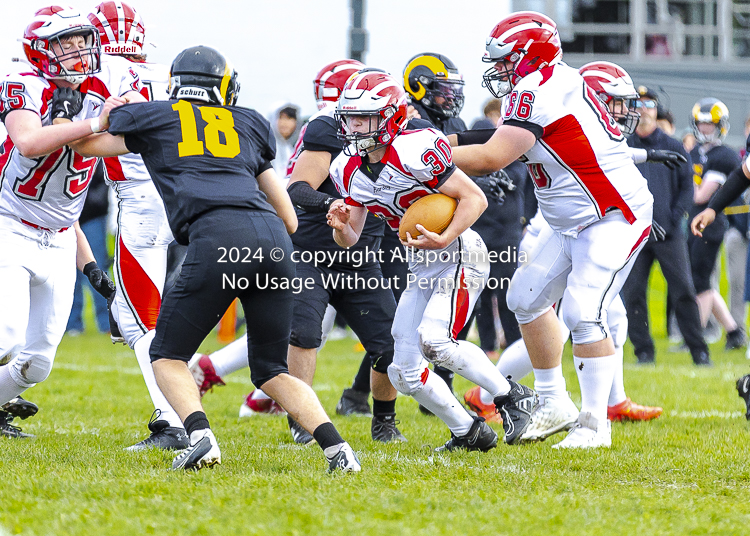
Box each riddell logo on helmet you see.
[103,44,139,55]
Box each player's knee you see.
[562,289,609,345]
[249,339,289,387]
[417,327,452,365]
[387,363,425,396]
[289,326,322,350]
[369,350,393,374]
[12,355,53,386]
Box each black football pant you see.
[620,234,708,361]
[151,208,294,388]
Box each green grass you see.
[2,261,750,535]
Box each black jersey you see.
[689,143,740,240]
[108,100,276,244]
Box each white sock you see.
[574,354,616,425]
[533,365,567,400]
[411,368,475,436]
[133,331,183,429]
[251,389,270,400]
[608,345,627,407]
[0,364,26,406]
[210,338,249,378]
[496,337,534,382]
[439,340,510,398]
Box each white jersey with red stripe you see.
[0,55,141,229]
[329,127,455,232]
[502,63,652,237]
[102,59,169,183]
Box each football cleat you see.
[463,386,503,424]
[327,443,362,473]
[435,416,498,452]
[520,394,579,442]
[287,415,315,445]
[726,328,746,351]
[0,411,34,439]
[736,374,750,420]
[494,380,537,445]
[2,396,39,420]
[171,429,221,471]
[188,354,226,397]
[371,413,407,443]
[552,412,611,449]
[607,397,663,422]
[239,390,286,417]
[126,412,189,451]
[335,388,372,417]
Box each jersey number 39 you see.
[172,100,240,158]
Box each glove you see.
[50,88,84,120]
[475,170,515,205]
[646,149,687,170]
[649,221,667,242]
[83,261,116,300]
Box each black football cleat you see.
[287,415,315,445]
[171,430,221,471]
[371,413,407,443]
[335,389,372,417]
[494,380,537,445]
[0,411,33,439]
[434,416,498,452]
[2,396,39,420]
[126,413,189,451]
[726,329,746,351]
[327,443,361,473]
[737,374,750,421]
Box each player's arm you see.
[694,174,722,205]
[402,169,488,250]
[692,159,750,236]
[256,167,298,235]
[287,150,336,212]
[74,221,115,299]
[451,125,536,176]
[327,202,367,248]
[4,109,105,159]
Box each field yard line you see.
[668,410,744,419]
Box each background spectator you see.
[269,104,301,178]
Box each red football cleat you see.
[239,390,286,417]
[187,354,226,397]
[463,386,503,424]
[607,397,662,422]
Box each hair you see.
[656,106,674,125]
[483,98,503,117]
[279,106,298,120]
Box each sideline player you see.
[327,69,536,450]
[87,0,188,451]
[0,6,141,437]
[71,46,360,473]
[450,12,653,448]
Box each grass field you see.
[2,267,750,535]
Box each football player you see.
[87,0,188,451]
[326,69,536,450]
[67,46,360,473]
[450,12,654,448]
[0,6,143,438]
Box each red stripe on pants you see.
[119,236,161,330]
[451,270,470,339]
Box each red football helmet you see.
[579,61,640,135]
[335,68,408,156]
[22,6,101,84]
[89,1,146,60]
[313,59,364,110]
[482,11,562,97]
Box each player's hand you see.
[83,261,116,300]
[326,200,351,231]
[400,224,449,250]
[691,208,716,237]
[50,88,84,120]
[407,105,421,120]
[646,149,687,170]
[99,96,127,131]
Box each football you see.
[398,193,458,242]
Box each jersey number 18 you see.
[172,100,240,158]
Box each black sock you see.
[313,422,344,452]
[351,354,371,393]
[183,411,210,437]
[372,398,396,417]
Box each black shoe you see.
[0,411,33,439]
[494,380,536,445]
[2,396,38,420]
[287,415,315,445]
[335,389,372,417]
[692,350,713,367]
[726,329,746,351]
[371,413,407,443]
[435,416,497,452]
[126,413,189,451]
[737,374,750,421]
[636,351,655,364]
[170,430,221,471]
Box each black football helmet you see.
[403,53,465,119]
[168,46,239,106]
